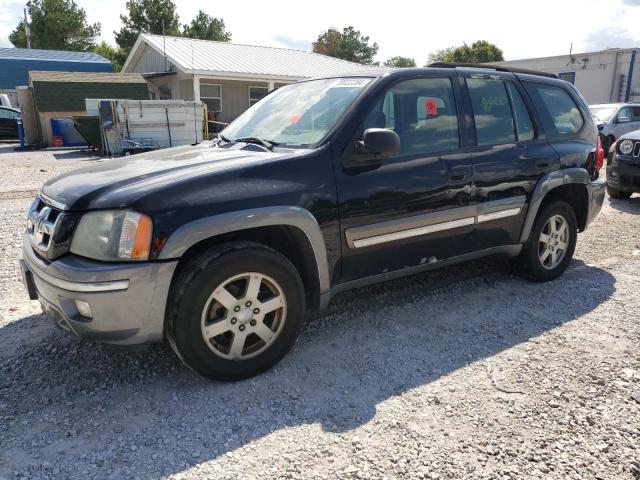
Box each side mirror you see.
[357,128,401,157]
[617,115,631,124]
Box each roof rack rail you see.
[428,62,558,80]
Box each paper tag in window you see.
[288,113,302,124]
[425,98,438,116]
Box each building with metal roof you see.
[0,47,112,106]
[122,34,380,127]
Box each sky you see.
[2,0,640,62]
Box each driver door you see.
[335,75,477,284]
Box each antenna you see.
[23,8,31,49]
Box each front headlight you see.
[70,210,153,261]
[619,139,634,155]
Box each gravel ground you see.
[1,144,639,479]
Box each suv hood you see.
[41,143,298,211]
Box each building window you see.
[558,72,576,84]
[200,81,222,112]
[249,86,269,106]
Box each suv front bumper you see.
[20,234,178,345]
[607,163,640,192]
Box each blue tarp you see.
[0,48,112,89]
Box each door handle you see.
[449,167,472,182]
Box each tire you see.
[516,201,577,282]
[167,242,305,381]
[607,186,632,199]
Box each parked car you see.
[590,103,640,153]
[20,65,606,380]
[606,130,640,198]
[0,106,20,139]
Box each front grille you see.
[633,142,640,157]
[27,198,78,260]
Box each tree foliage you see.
[312,26,378,65]
[94,41,127,72]
[183,11,231,42]
[9,0,100,51]
[427,40,504,65]
[115,0,181,54]
[384,56,416,68]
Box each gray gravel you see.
[1,144,639,479]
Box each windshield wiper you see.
[215,133,231,145]
[233,136,278,151]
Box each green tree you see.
[312,26,378,65]
[183,11,231,41]
[115,0,181,55]
[427,46,456,64]
[384,56,416,68]
[9,0,100,51]
[94,41,127,72]
[427,40,504,65]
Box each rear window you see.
[527,83,584,136]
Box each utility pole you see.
[24,7,31,49]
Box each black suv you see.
[606,131,640,198]
[20,64,606,380]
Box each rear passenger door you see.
[460,73,559,249]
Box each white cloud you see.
[2,0,640,64]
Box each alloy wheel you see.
[200,272,287,360]
[538,214,569,270]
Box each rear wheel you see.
[516,201,577,282]
[167,243,305,381]
[607,186,632,199]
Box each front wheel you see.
[167,243,305,381]
[516,201,577,282]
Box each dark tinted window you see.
[534,84,584,135]
[632,107,640,120]
[467,78,515,146]
[506,82,535,141]
[362,77,459,156]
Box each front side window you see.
[222,77,373,147]
[200,82,222,112]
[361,77,460,156]
[467,78,516,146]
[249,86,269,106]
[618,106,633,121]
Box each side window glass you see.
[506,82,535,141]
[467,78,516,146]
[0,109,11,119]
[536,85,584,135]
[618,106,633,121]
[361,77,459,156]
[632,107,640,121]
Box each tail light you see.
[595,135,605,171]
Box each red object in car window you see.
[288,114,302,125]
[424,98,438,116]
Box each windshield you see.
[221,77,373,147]
[590,106,617,123]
